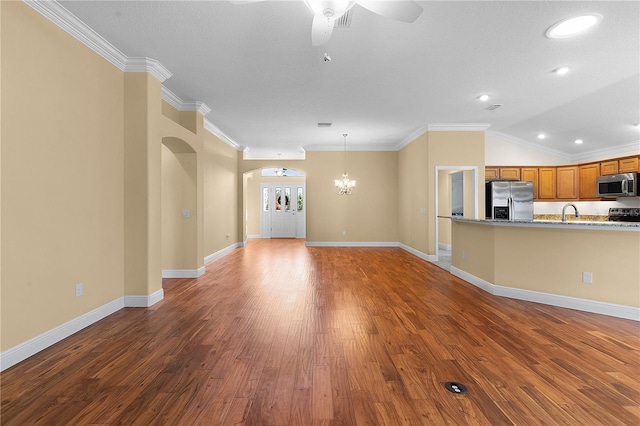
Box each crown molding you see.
[182,101,212,116]
[303,144,397,152]
[204,119,242,150]
[161,86,184,111]
[571,140,640,164]
[161,87,211,115]
[396,125,428,150]
[25,1,174,83]
[24,0,128,70]
[124,58,172,83]
[427,123,492,132]
[487,131,572,162]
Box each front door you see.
[260,184,305,239]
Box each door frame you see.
[260,182,306,239]
[434,166,478,261]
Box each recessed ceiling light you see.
[574,139,584,144]
[477,94,490,102]
[553,66,570,75]
[546,14,601,39]
[537,133,546,139]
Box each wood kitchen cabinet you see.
[485,167,499,180]
[579,163,600,199]
[538,167,557,199]
[600,160,619,175]
[499,167,521,180]
[557,166,579,199]
[619,156,639,173]
[521,167,539,199]
[485,153,639,201]
[601,156,639,175]
[485,167,520,180]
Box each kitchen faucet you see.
[561,203,580,222]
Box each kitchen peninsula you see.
[449,217,640,321]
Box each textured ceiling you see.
[59,1,640,160]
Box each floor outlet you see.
[582,272,592,284]
[75,283,83,297]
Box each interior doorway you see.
[434,166,478,265]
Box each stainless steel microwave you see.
[596,173,639,197]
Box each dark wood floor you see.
[1,239,639,425]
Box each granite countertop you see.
[442,216,640,230]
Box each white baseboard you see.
[124,288,164,308]
[398,243,437,262]
[0,297,124,372]
[450,266,640,321]
[305,241,399,248]
[247,234,261,240]
[1,289,166,372]
[162,266,205,279]
[204,243,240,265]
[438,243,452,251]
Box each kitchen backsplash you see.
[534,214,608,222]
[534,198,640,216]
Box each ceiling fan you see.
[232,1,424,46]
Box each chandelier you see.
[335,133,356,195]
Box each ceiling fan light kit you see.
[305,0,423,46]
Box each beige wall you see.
[239,151,398,243]
[203,131,238,258]
[159,113,206,274]
[1,2,125,349]
[398,137,429,252]
[427,131,485,254]
[452,221,640,307]
[161,146,198,270]
[437,170,452,246]
[399,131,485,255]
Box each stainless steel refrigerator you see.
[485,181,534,221]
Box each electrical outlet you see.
[342,230,347,236]
[582,272,593,284]
[461,251,466,260]
[75,283,83,297]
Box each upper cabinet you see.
[579,163,600,199]
[486,154,639,201]
[538,167,556,199]
[619,157,639,173]
[556,166,579,200]
[485,167,520,180]
[601,160,619,175]
[521,167,539,199]
[601,156,639,175]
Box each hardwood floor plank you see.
[1,240,638,425]
[312,364,334,421]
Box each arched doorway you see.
[161,137,201,277]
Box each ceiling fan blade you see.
[356,0,423,23]
[312,15,335,46]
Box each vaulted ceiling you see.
[59,1,639,160]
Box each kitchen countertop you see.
[441,216,640,231]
